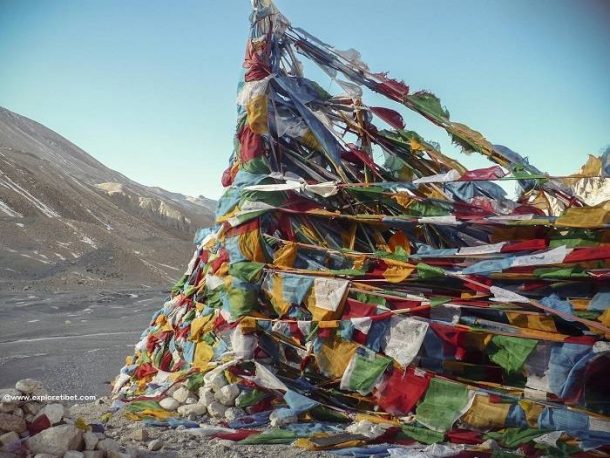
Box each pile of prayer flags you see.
[113,0,610,455]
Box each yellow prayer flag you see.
[273,242,297,267]
[461,395,511,430]
[246,95,268,134]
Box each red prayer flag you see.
[375,367,431,416]
[370,106,405,130]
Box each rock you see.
[37,404,65,425]
[82,452,103,458]
[33,454,58,458]
[83,432,98,451]
[0,430,20,448]
[224,407,245,422]
[171,386,191,404]
[107,451,131,458]
[12,408,24,418]
[23,402,43,416]
[214,384,240,406]
[15,379,44,395]
[184,396,198,405]
[197,387,215,406]
[0,389,22,411]
[63,452,84,458]
[125,446,140,458]
[83,452,103,458]
[25,424,83,456]
[158,397,179,411]
[176,404,206,417]
[147,439,162,451]
[165,384,179,396]
[129,428,149,442]
[0,413,26,433]
[208,373,227,392]
[206,401,227,419]
[96,438,120,452]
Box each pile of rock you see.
[158,371,246,423]
[0,379,133,458]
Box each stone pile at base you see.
[0,379,137,458]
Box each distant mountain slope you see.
[0,106,215,290]
[565,154,610,206]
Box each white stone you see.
[184,396,198,405]
[63,451,85,458]
[128,428,148,442]
[23,402,43,416]
[208,373,227,392]
[165,384,179,396]
[82,452,104,458]
[0,412,26,433]
[83,431,99,450]
[197,387,215,406]
[0,430,20,447]
[171,386,191,404]
[206,401,227,419]
[158,397,179,411]
[37,403,65,425]
[26,424,83,456]
[224,407,245,422]
[148,439,163,451]
[176,404,207,417]
[15,379,44,395]
[214,384,240,406]
[96,438,120,452]
[107,451,131,458]
[33,454,58,458]
[0,389,22,411]
[125,447,139,458]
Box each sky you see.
[0,0,608,200]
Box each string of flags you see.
[112,0,610,455]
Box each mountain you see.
[0,106,215,291]
[565,154,610,206]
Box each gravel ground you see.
[0,287,165,397]
[70,399,334,458]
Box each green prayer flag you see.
[185,372,205,391]
[415,378,470,432]
[399,424,444,444]
[430,296,452,307]
[485,427,547,448]
[236,389,267,408]
[354,292,386,306]
[489,335,538,374]
[229,261,265,282]
[406,91,450,122]
[341,348,392,395]
[226,277,259,318]
[417,262,445,279]
[239,428,297,445]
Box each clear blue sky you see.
[0,0,608,199]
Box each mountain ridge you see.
[0,106,215,291]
